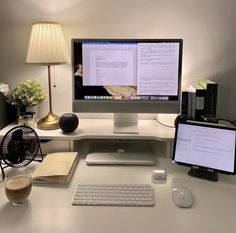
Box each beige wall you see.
[0,0,236,120]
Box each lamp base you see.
[36,112,59,130]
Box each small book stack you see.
[189,84,206,121]
[198,79,218,119]
[181,79,218,121]
[32,152,79,184]
[181,86,193,119]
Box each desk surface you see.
[0,118,175,141]
[0,156,236,233]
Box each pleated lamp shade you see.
[25,22,69,130]
[26,22,69,65]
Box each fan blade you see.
[7,140,21,164]
[18,148,27,163]
[6,139,27,164]
[28,138,37,153]
[11,129,23,140]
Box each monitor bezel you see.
[172,121,236,175]
[72,38,183,113]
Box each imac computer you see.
[72,39,183,134]
[72,38,183,165]
[172,121,236,181]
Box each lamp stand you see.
[37,65,60,130]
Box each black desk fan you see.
[0,125,43,179]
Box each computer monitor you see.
[172,121,236,181]
[72,39,183,133]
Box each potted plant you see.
[7,80,46,117]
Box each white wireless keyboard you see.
[72,184,155,207]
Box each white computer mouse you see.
[172,187,193,208]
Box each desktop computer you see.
[71,38,183,164]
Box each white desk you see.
[0,118,175,155]
[0,156,236,233]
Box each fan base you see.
[36,112,59,130]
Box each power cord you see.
[154,118,175,128]
[154,115,236,128]
[217,118,236,127]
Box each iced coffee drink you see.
[5,168,32,205]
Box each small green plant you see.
[7,80,46,108]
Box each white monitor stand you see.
[113,113,139,134]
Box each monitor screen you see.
[72,39,183,114]
[172,121,236,181]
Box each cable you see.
[154,118,175,128]
[154,116,236,128]
[52,66,56,87]
[217,118,236,127]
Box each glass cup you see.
[18,112,36,129]
[5,167,32,205]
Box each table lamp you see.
[26,22,69,130]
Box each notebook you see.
[32,152,79,184]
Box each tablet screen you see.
[173,122,236,174]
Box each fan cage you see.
[0,126,43,178]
